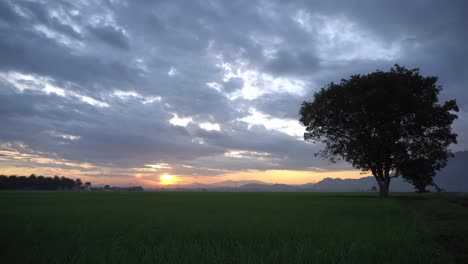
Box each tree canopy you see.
[0,174,83,190]
[299,65,458,197]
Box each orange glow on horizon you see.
[0,165,364,188]
[181,169,364,186]
[0,144,364,187]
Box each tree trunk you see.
[375,177,390,198]
[381,179,390,198]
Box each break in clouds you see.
[0,0,467,181]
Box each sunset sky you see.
[1,0,467,187]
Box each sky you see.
[0,0,467,187]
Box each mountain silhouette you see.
[173,151,467,192]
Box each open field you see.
[1,192,467,264]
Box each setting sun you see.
[159,174,177,185]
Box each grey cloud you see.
[88,25,130,50]
[0,1,21,24]
[264,50,320,76]
[0,85,223,168]
[247,93,307,119]
[0,27,140,94]
[15,1,82,39]
[188,121,352,172]
[17,1,50,22]
[223,78,244,93]
[0,0,467,179]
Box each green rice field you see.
[1,192,467,263]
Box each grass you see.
[398,193,468,264]
[0,191,466,263]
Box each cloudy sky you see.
[1,0,467,187]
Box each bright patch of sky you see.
[48,131,81,141]
[145,163,171,169]
[199,122,221,131]
[169,114,193,127]
[216,62,307,100]
[168,67,177,76]
[240,108,304,138]
[113,90,141,99]
[294,11,401,61]
[112,90,162,104]
[1,72,109,107]
[0,141,94,169]
[224,150,270,159]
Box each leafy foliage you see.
[0,174,82,190]
[399,158,436,192]
[300,65,458,196]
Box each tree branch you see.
[389,169,400,178]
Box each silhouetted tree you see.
[62,176,75,190]
[75,178,83,190]
[0,174,90,190]
[399,158,435,192]
[300,65,458,197]
[53,176,61,190]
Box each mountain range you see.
[165,151,468,192]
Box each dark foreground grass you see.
[398,193,468,264]
[0,192,465,264]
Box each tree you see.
[75,178,83,190]
[299,65,458,197]
[398,158,435,192]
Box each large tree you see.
[299,65,458,197]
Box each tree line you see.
[0,174,144,191]
[0,174,90,190]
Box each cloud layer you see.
[1,0,467,184]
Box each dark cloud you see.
[264,50,319,76]
[0,26,140,94]
[0,1,21,24]
[248,93,306,119]
[88,24,130,50]
[15,1,82,39]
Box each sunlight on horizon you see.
[159,174,178,185]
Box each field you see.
[1,192,467,264]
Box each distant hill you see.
[181,180,269,189]
[432,151,468,192]
[310,176,413,192]
[312,151,468,192]
[213,180,268,188]
[239,183,297,192]
[171,151,467,192]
